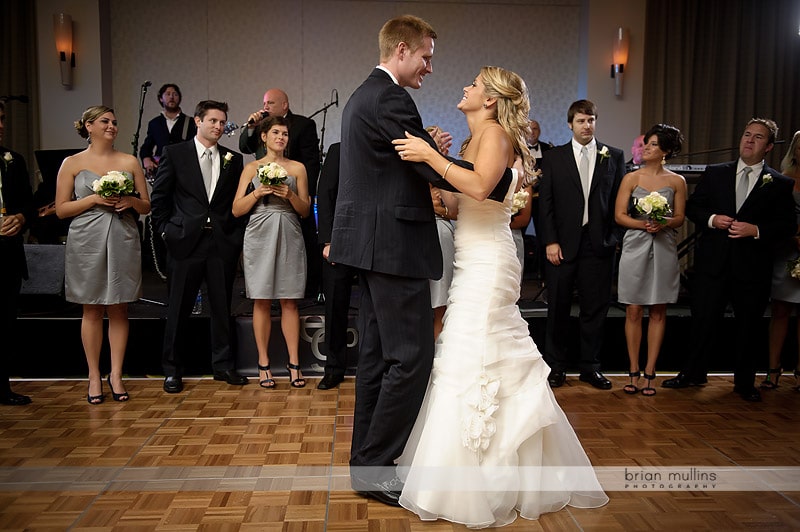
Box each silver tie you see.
[201,148,213,197]
[579,146,590,225]
[736,166,752,211]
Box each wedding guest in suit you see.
[614,124,686,396]
[329,15,511,506]
[233,116,310,389]
[538,99,625,389]
[240,88,321,299]
[626,134,645,173]
[663,118,796,402]
[317,142,355,390]
[527,119,552,166]
[151,100,248,394]
[762,130,800,391]
[140,83,197,179]
[56,106,151,404]
[0,101,36,406]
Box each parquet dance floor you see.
[2,375,800,531]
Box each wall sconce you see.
[611,27,630,97]
[53,13,75,87]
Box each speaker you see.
[20,244,65,295]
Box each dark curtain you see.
[642,0,800,168]
[1,0,39,181]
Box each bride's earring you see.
[660,156,666,166]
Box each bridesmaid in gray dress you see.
[762,131,800,390]
[614,124,686,396]
[429,185,457,340]
[233,116,310,389]
[55,106,150,404]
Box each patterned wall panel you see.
[110,0,580,164]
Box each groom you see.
[151,100,248,394]
[330,15,510,506]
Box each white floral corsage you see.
[222,152,234,169]
[510,190,529,216]
[598,145,610,162]
[760,173,773,188]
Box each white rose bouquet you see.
[635,190,672,225]
[510,190,529,216]
[787,257,800,281]
[256,162,288,186]
[91,170,134,198]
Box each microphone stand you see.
[131,83,149,157]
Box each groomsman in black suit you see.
[151,100,248,393]
[140,83,197,178]
[240,88,322,299]
[663,118,796,402]
[0,101,35,405]
[538,99,625,389]
[317,142,354,390]
[527,119,553,167]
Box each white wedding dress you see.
[397,173,608,528]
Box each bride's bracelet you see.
[442,161,454,179]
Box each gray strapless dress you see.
[243,175,306,299]
[430,216,455,308]
[770,190,800,303]
[64,169,142,305]
[617,186,679,305]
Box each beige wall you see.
[34,0,646,161]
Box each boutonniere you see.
[2,151,12,171]
[598,146,610,162]
[759,173,773,188]
[222,152,233,170]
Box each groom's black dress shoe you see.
[662,373,707,389]
[0,391,32,406]
[734,386,762,402]
[351,475,403,507]
[163,376,183,394]
[317,373,344,390]
[547,371,567,388]
[213,369,248,385]
[579,371,612,390]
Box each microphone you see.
[142,80,152,87]
[245,110,269,127]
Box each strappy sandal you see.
[642,373,656,396]
[258,363,276,389]
[623,370,640,394]
[287,363,306,388]
[760,368,782,389]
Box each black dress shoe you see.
[213,369,248,385]
[163,376,183,394]
[579,371,612,390]
[0,391,32,406]
[547,370,567,388]
[317,373,344,390]
[734,386,762,402]
[662,372,707,389]
[352,475,403,507]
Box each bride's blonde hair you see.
[459,66,535,180]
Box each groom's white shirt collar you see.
[376,65,399,85]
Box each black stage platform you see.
[13,244,791,380]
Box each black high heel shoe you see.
[87,380,104,405]
[287,363,306,388]
[623,371,640,394]
[760,368,782,389]
[258,363,276,389]
[107,375,129,402]
[642,373,657,396]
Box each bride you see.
[392,66,608,528]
